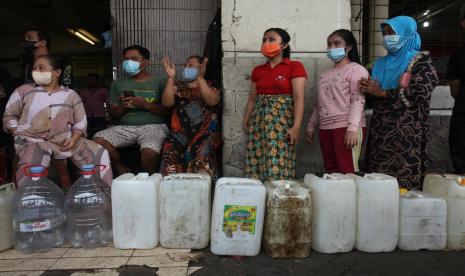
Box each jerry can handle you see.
[363,173,383,180]
[323,174,339,180]
[167,174,204,180]
[0,182,15,192]
[284,183,291,191]
[222,178,261,186]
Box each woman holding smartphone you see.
[359,16,439,189]
[243,28,307,182]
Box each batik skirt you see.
[245,94,295,182]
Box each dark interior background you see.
[0,0,112,89]
[389,0,464,80]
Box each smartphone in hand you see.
[123,91,135,97]
[122,91,135,108]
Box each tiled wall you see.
[350,0,389,63]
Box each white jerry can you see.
[159,173,211,249]
[210,177,266,256]
[263,180,312,258]
[303,173,356,253]
[398,190,446,251]
[0,183,15,252]
[112,173,162,249]
[349,173,399,253]
[424,174,465,250]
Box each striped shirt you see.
[3,84,87,144]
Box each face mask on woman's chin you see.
[32,71,53,86]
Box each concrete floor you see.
[2,246,465,276]
[194,249,465,276]
[0,245,201,276]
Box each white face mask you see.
[32,71,52,85]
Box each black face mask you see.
[21,40,38,51]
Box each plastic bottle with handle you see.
[65,164,112,248]
[12,165,65,253]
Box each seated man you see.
[94,45,169,175]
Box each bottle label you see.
[222,205,257,238]
[19,219,52,232]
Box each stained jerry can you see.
[160,173,211,249]
[263,180,312,258]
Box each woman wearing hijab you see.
[359,16,439,190]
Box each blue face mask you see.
[327,47,347,62]
[182,67,199,82]
[383,35,403,53]
[122,60,141,76]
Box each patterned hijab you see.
[371,16,421,90]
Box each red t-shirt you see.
[251,58,307,95]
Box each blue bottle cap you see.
[30,166,44,174]
[82,164,95,171]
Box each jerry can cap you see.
[399,188,408,195]
[460,178,465,186]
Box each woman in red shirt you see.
[242,28,307,182]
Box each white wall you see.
[222,0,352,52]
[221,0,353,176]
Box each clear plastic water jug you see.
[65,164,112,248]
[12,165,65,253]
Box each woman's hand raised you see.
[162,56,176,79]
[198,58,209,79]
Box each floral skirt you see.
[245,94,295,182]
